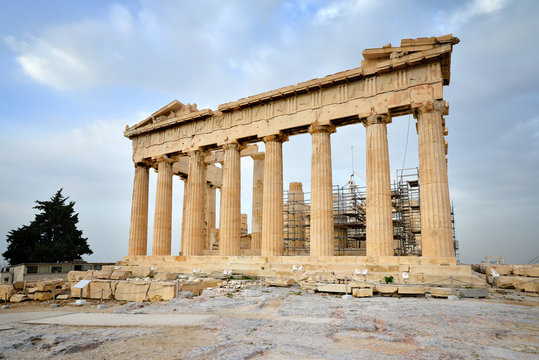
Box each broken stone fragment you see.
[430,287,453,298]
[9,294,29,303]
[352,288,373,297]
[33,291,54,301]
[0,284,15,300]
[110,270,132,280]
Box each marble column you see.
[183,150,207,256]
[364,114,394,257]
[289,182,306,249]
[152,157,173,256]
[261,134,287,256]
[180,175,188,255]
[250,153,265,251]
[205,184,216,250]
[309,124,335,257]
[128,163,149,256]
[414,100,454,257]
[219,142,242,256]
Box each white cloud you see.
[314,0,375,24]
[441,0,511,32]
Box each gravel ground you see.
[0,286,537,359]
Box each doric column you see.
[180,175,187,255]
[364,114,394,257]
[205,184,216,250]
[183,150,207,256]
[309,124,335,257]
[250,153,265,251]
[152,156,173,256]
[289,182,306,249]
[128,163,149,256]
[219,142,242,256]
[414,100,454,257]
[261,134,287,256]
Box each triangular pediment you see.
[128,100,199,132]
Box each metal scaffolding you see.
[283,167,457,256]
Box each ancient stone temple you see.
[122,35,460,275]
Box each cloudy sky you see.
[1,0,538,265]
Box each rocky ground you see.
[0,285,537,359]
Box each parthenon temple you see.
[122,35,461,275]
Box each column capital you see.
[251,152,265,161]
[134,161,150,169]
[222,141,243,151]
[187,149,208,158]
[363,114,391,127]
[412,100,448,118]
[308,123,336,135]
[153,154,175,164]
[262,132,288,144]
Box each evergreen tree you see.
[2,189,92,265]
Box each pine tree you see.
[2,189,92,265]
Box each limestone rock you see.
[374,284,398,295]
[71,283,90,298]
[486,265,511,276]
[352,288,373,297]
[471,264,487,274]
[180,282,203,296]
[202,278,222,287]
[148,282,177,301]
[349,281,373,289]
[266,278,294,287]
[430,287,453,298]
[0,284,15,300]
[494,276,538,292]
[115,281,149,302]
[56,294,71,300]
[88,280,115,300]
[96,269,114,279]
[130,266,153,278]
[154,272,176,281]
[110,270,132,280]
[83,270,99,280]
[398,286,425,295]
[298,281,318,290]
[514,279,539,293]
[495,276,519,289]
[524,265,539,277]
[67,271,88,282]
[9,294,29,303]
[33,291,53,301]
[13,281,25,291]
[512,265,539,277]
[317,284,348,293]
[36,279,64,292]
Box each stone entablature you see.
[125,36,458,164]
